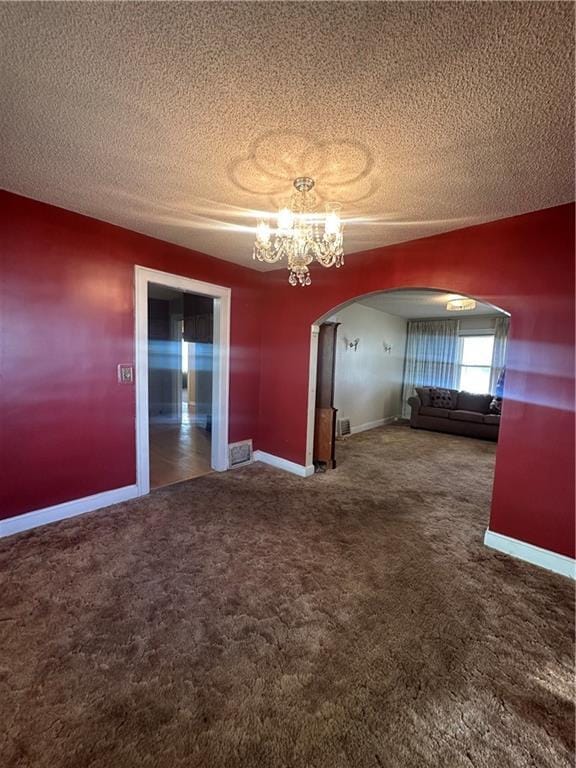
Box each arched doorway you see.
[306,288,510,470]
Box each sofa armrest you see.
[407,396,422,428]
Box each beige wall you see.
[328,303,407,432]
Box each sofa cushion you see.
[420,406,452,418]
[456,391,492,413]
[483,414,501,425]
[450,409,484,423]
[430,387,458,409]
[415,386,432,407]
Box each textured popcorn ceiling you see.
[0,2,574,269]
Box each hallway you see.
[149,403,211,488]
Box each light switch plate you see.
[117,364,134,384]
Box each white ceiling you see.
[357,290,504,320]
[1,3,573,269]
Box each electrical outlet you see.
[117,364,134,384]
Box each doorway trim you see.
[135,266,231,496]
[305,324,320,467]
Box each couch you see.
[407,387,500,441]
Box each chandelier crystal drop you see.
[253,177,344,286]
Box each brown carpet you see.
[1,425,574,768]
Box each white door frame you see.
[305,324,320,467]
[135,266,231,496]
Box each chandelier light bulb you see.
[277,207,294,232]
[324,209,341,236]
[256,219,271,245]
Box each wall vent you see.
[336,418,351,438]
[228,440,253,468]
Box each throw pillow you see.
[430,388,456,409]
[489,397,503,415]
[415,387,432,407]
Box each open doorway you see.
[135,267,230,497]
[308,289,510,471]
[147,284,213,488]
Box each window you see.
[458,334,494,394]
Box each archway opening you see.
[307,287,510,525]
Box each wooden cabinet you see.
[313,322,339,469]
[183,294,213,343]
[314,407,337,467]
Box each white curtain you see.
[401,319,460,416]
[489,316,510,394]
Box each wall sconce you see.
[382,340,392,354]
[345,337,360,351]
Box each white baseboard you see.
[253,450,314,478]
[350,415,399,435]
[0,484,140,539]
[484,529,575,580]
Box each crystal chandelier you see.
[253,177,344,286]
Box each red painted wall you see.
[257,204,575,559]
[1,192,574,561]
[0,192,262,519]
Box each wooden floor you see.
[149,403,211,489]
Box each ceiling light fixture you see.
[446,298,477,312]
[253,177,344,286]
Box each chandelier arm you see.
[253,243,283,264]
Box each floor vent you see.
[228,440,253,468]
[336,418,351,438]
